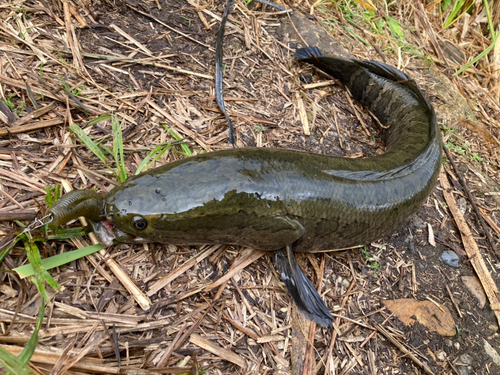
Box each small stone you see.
[444,339,453,347]
[436,350,447,361]
[336,275,350,289]
[488,324,499,333]
[441,250,460,268]
[412,215,427,229]
[454,342,460,350]
[457,366,472,375]
[457,198,467,215]
[409,241,415,251]
[459,354,473,365]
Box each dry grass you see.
[0,0,499,374]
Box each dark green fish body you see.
[103,142,440,252]
[47,47,442,327]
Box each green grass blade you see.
[23,239,60,296]
[69,123,108,165]
[99,143,113,156]
[443,0,471,29]
[23,238,50,302]
[164,126,193,156]
[0,347,36,375]
[482,0,495,38]
[455,31,499,75]
[144,144,171,171]
[17,300,45,365]
[0,236,22,264]
[48,226,89,240]
[111,115,127,183]
[70,123,119,179]
[135,143,172,175]
[14,243,106,278]
[44,185,60,208]
[344,26,369,46]
[87,114,112,126]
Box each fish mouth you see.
[88,219,144,246]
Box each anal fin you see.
[274,245,333,327]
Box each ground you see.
[0,0,499,374]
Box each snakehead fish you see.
[46,46,442,327]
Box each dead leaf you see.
[462,276,487,308]
[382,299,456,336]
[459,119,500,147]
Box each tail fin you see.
[295,46,324,61]
[274,245,332,327]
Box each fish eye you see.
[132,216,148,231]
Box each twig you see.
[204,248,266,291]
[443,145,499,259]
[375,324,435,375]
[0,210,36,221]
[0,190,24,210]
[146,245,219,296]
[324,281,356,374]
[108,24,153,56]
[11,102,57,126]
[232,280,284,358]
[440,170,500,326]
[0,119,64,137]
[330,313,376,331]
[190,333,246,368]
[412,0,447,66]
[125,3,212,49]
[173,279,231,355]
[295,91,310,135]
[344,91,371,137]
[0,168,46,194]
[445,284,463,318]
[157,322,187,367]
[251,0,289,11]
[223,312,259,340]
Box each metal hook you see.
[25,214,54,233]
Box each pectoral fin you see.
[274,245,333,327]
[242,216,305,251]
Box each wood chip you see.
[295,91,310,135]
[190,333,246,369]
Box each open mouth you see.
[89,219,143,246]
[101,219,115,234]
